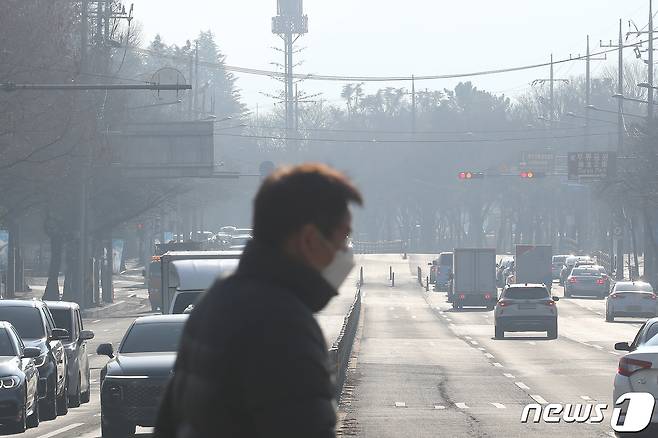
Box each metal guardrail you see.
[327,285,362,401]
[353,240,404,254]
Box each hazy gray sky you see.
[132,0,651,113]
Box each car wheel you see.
[547,320,558,339]
[6,402,27,434]
[101,414,136,438]
[56,378,69,416]
[69,374,81,408]
[27,392,39,428]
[494,324,504,340]
[81,368,91,404]
[40,378,58,421]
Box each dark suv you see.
[0,300,69,420]
[46,301,94,408]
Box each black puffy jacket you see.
[154,240,337,438]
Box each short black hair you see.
[253,163,363,247]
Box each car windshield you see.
[0,307,45,339]
[504,287,549,300]
[643,328,658,346]
[438,254,453,266]
[553,256,567,264]
[49,308,72,335]
[0,330,16,357]
[120,322,186,353]
[231,236,251,246]
[571,269,598,276]
[172,292,203,314]
[616,283,654,292]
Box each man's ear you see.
[298,223,321,255]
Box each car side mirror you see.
[23,347,41,359]
[80,330,95,341]
[97,343,114,358]
[552,296,560,302]
[51,328,69,341]
[428,262,432,266]
[614,342,631,351]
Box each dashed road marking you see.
[455,402,469,409]
[478,347,486,351]
[484,353,495,359]
[610,351,620,355]
[493,362,504,368]
[412,315,417,319]
[503,373,515,379]
[446,318,453,322]
[91,319,101,324]
[470,340,479,345]
[526,341,536,346]
[38,423,85,438]
[491,403,506,409]
[465,336,472,340]
[515,382,530,390]
[531,395,549,404]
[434,405,446,410]
[395,401,406,408]
[580,395,592,401]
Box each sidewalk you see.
[17,260,149,319]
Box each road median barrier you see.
[328,286,362,401]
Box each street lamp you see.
[585,105,646,119]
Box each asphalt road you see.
[338,254,651,438]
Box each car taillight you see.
[458,294,465,300]
[596,279,605,285]
[644,294,658,300]
[618,357,653,377]
[542,300,556,306]
[568,277,577,283]
[484,293,492,300]
[498,300,510,307]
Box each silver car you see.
[605,281,657,322]
[494,284,559,340]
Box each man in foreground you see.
[155,163,363,438]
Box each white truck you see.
[515,245,553,289]
[451,248,497,310]
[160,250,242,314]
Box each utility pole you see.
[194,41,199,118]
[602,21,627,280]
[550,54,554,122]
[650,0,655,119]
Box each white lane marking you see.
[515,382,530,390]
[395,401,406,408]
[446,319,453,322]
[503,373,515,379]
[87,353,93,357]
[91,319,101,323]
[610,351,620,355]
[493,362,504,368]
[582,342,594,348]
[449,324,456,329]
[478,347,486,351]
[484,353,495,359]
[592,345,603,350]
[470,340,479,345]
[103,329,109,332]
[37,423,85,438]
[455,402,469,409]
[412,315,417,319]
[527,341,536,346]
[531,395,549,404]
[580,395,592,401]
[492,403,506,409]
[434,405,446,410]
[465,336,472,340]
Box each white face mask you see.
[322,246,355,291]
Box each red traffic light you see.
[520,170,545,179]
[520,171,534,178]
[137,223,144,230]
[458,171,484,180]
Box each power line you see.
[128,36,658,83]
[215,131,617,144]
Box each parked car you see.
[432,252,453,291]
[0,300,69,420]
[605,281,657,322]
[45,301,94,407]
[614,321,658,428]
[494,284,559,339]
[564,265,610,298]
[559,255,594,286]
[552,255,571,281]
[98,314,188,437]
[0,322,41,432]
[228,234,252,251]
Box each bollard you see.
[392,272,395,287]
[426,276,429,291]
[359,266,364,286]
[389,266,393,280]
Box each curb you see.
[81,299,129,319]
[328,285,362,401]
